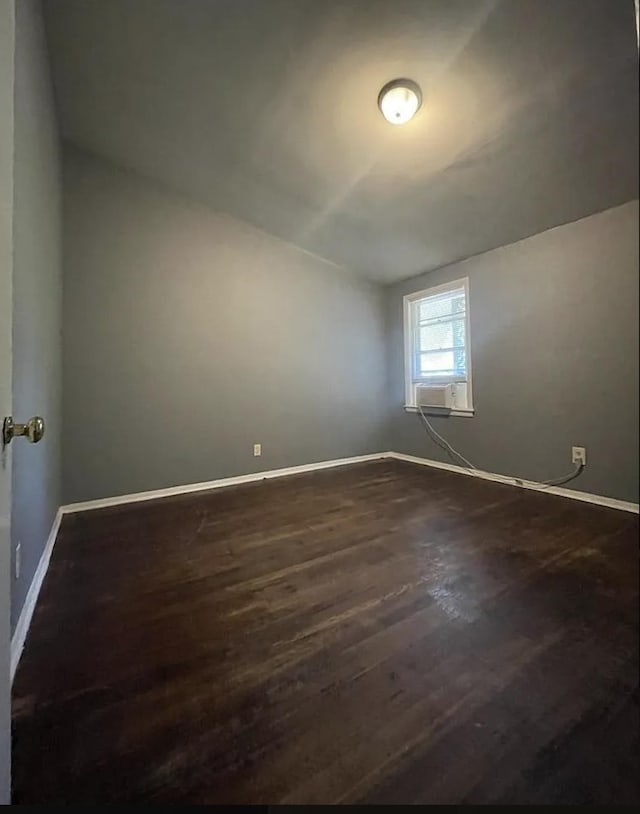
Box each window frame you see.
[403,277,474,416]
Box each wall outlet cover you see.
[572,446,587,465]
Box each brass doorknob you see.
[2,416,45,446]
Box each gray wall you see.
[11,0,62,631]
[0,0,15,801]
[386,200,639,503]
[63,152,639,506]
[62,148,387,504]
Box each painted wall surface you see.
[386,200,640,503]
[11,0,62,631]
[62,148,388,503]
[0,0,15,801]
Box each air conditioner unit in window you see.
[416,383,454,410]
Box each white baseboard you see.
[62,450,639,517]
[388,452,639,514]
[11,507,64,684]
[61,452,394,513]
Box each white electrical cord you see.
[537,463,585,489]
[417,404,585,488]
[418,404,477,469]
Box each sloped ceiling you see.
[44,0,639,282]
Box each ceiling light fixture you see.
[378,78,422,125]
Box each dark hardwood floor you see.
[11,459,639,804]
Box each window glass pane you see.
[419,351,454,375]
[418,290,465,322]
[451,294,465,315]
[454,348,466,375]
[417,349,466,377]
[419,317,465,351]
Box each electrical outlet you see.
[253,443,261,457]
[572,446,587,466]
[15,542,21,580]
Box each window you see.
[403,277,473,414]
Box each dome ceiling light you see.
[378,79,422,125]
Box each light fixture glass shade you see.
[378,79,422,125]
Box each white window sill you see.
[404,405,475,418]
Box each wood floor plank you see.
[11,460,639,804]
